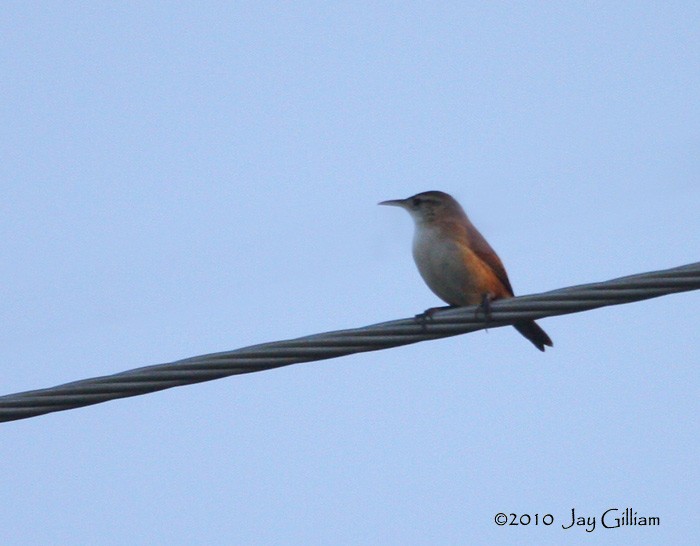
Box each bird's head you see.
[379,191,465,225]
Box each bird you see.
[379,190,553,351]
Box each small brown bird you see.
[379,190,553,351]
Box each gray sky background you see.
[2,3,699,544]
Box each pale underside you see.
[412,224,512,306]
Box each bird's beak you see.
[378,198,408,208]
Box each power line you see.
[1,261,699,423]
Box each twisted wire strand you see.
[1,262,699,423]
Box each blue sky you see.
[1,2,699,544]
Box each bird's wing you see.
[465,222,515,297]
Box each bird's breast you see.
[412,226,498,306]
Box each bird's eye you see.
[412,197,422,207]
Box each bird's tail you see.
[513,321,553,352]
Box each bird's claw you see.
[415,305,457,331]
[475,293,494,330]
[415,308,435,330]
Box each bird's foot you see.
[415,305,457,330]
[475,293,494,331]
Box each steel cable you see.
[1,261,698,423]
